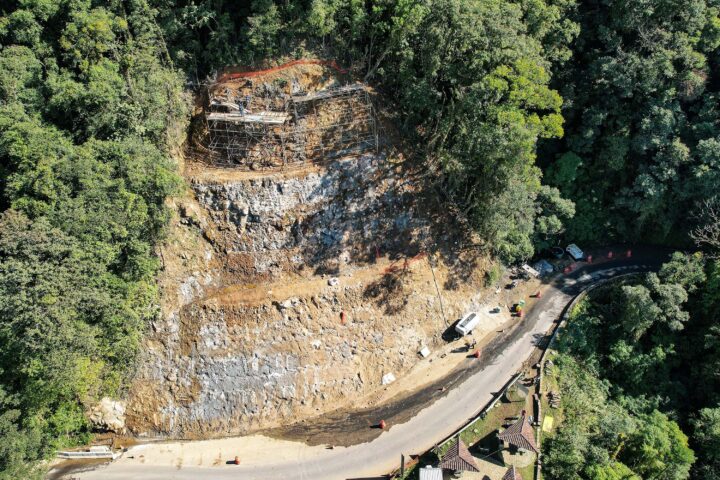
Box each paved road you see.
[76,250,665,480]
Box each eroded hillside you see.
[124,64,493,438]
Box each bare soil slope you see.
[124,65,495,439]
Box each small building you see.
[439,437,480,474]
[497,410,539,454]
[419,465,443,480]
[502,465,523,480]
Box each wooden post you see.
[428,254,448,327]
[400,454,405,476]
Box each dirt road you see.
[73,249,665,480]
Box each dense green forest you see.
[0,1,186,477]
[0,0,719,478]
[544,0,720,246]
[545,252,720,479]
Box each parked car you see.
[566,243,584,261]
[532,259,554,277]
[455,312,480,336]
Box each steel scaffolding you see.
[205,83,378,167]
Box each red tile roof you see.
[497,411,539,453]
[502,465,523,480]
[439,437,480,472]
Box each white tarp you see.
[381,372,396,385]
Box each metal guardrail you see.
[57,451,119,459]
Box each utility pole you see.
[428,253,448,327]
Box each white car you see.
[566,243,584,261]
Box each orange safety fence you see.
[216,59,349,84]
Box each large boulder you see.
[88,398,127,433]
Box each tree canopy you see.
[1,0,720,477]
[0,0,186,476]
[543,0,720,246]
[547,253,720,479]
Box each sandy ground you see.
[205,255,405,306]
[119,435,331,468]
[53,268,544,480]
[73,262,575,480]
[71,274,551,478]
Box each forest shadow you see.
[296,151,481,292]
[469,430,504,464]
[531,332,551,349]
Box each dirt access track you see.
[74,248,668,480]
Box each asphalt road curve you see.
[77,246,669,480]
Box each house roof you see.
[497,411,539,453]
[439,437,480,473]
[418,466,443,480]
[502,465,523,480]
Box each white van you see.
[566,243,584,261]
[455,312,480,336]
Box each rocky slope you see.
[125,153,488,438]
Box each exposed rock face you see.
[89,398,127,433]
[192,155,426,279]
[125,155,483,438]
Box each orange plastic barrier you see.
[217,59,349,83]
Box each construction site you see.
[122,60,528,441]
[201,60,378,168]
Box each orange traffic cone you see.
[379,420,386,429]
[234,456,240,465]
